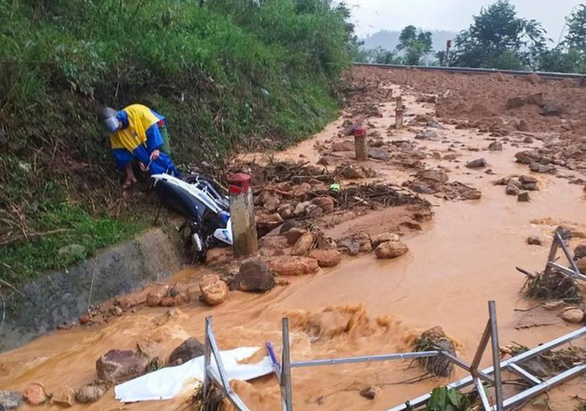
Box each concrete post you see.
[228,173,258,258]
[395,96,404,129]
[353,125,368,161]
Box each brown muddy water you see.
[1,86,585,411]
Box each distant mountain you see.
[361,30,459,52]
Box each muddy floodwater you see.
[1,83,585,411]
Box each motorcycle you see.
[151,173,233,262]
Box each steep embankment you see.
[0,0,356,285]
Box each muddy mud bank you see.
[1,229,182,352]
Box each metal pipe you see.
[474,378,491,410]
[290,351,439,368]
[351,62,586,80]
[546,262,586,279]
[266,342,281,383]
[387,327,586,411]
[501,364,586,409]
[207,367,251,411]
[507,363,541,386]
[489,301,504,411]
[544,231,560,275]
[556,233,586,280]
[206,322,233,395]
[203,317,212,402]
[281,318,293,411]
[471,321,492,372]
[440,352,494,384]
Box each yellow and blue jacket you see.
[109,104,179,176]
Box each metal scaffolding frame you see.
[202,303,586,411]
[544,227,586,282]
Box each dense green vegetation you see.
[0,0,356,285]
[359,0,586,73]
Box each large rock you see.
[341,166,366,179]
[371,232,401,247]
[267,257,320,276]
[51,386,75,407]
[291,232,315,256]
[369,148,390,161]
[518,192,530,202]
[75,384,108,404]
[541,101,563,116]
[284,227,308,246]
[375,241,409,259]
[337,239,360,256]
[506,96,526,109]
[96,350,150,383]
[506,184,520,196]
[146,285,170,307]
[561,308,585,324]
[232,260,275,292]
[519,175,538,184]
[488,141,503,151]
[309,249,342,268]
[199,274,229,306]
[527,92,544,106]
[415,130,438,140]
[277,203,294,220]
[0,391,23,410]
[576,257,586,275]
[418,169,448,184]
[23,383,47,406]
[168,337,206,365]
[466,158,488,169]
[515,151,538,164]
[293,201,311,217]
[311,196,335,212]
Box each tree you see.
[565,5,586,53]
[452,0,546,69]
[396,25,432,65]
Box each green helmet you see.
[99,106,120,133]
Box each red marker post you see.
[228,173,258,258]
[395,96,404,130]
[353,125,368,161]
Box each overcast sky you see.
[345,0,583,43]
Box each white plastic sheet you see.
[115,347,273,403]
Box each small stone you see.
[267,257,320,276]
[0,391,23,410]
[284,227,308,246]
[309,249,342,268]
[341,166,366,179]
[110,306,123,316]
[527,92,543,105]
[561,308,585,324]
[199,274,229,306]
[519,175,538,184]
[415,130,438,140]
[371,233,401,247]
[494,177,510,186]
[311,197,335,213]
[466,158,488,169]
[51,386,75,407]
[23,383,47,406]
[368,148,390,161]
[488,142,503,151]
[337,239,360,256]
[168,337,205,365]
[375,241,409,259]
[518,192,530,202]
[524,137,534,144]
[293,201,311,217]
[277,203,295,220]
[522,183,538,191]
[291,232,315,256]
[541,101,563,116]
[146,285,170,307]
[527,236,542,246]
[359,386,381,400]
[506,96,526,109]
[517,120,530,131]
[75,384,108,404]
[137,337,161,359]
[506,184,520,196]
[576,257,586,274]
[443,153,457,160]
[232,260,275,292]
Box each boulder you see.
[75,384,108,404]
[506,96,526,109]
[488,142,503,151]
[518,192,530,202]
[561,308,585,324]
[371,232,401,247]
[51,386,75,407]
[309,249,342,268]
[0,391,23,410]
[527,236,542,246]
[199,274,229,306]
[519,175,538,184]
[168,337,205,365]
[353,231,372,253]
[96,349,150,383]
[466,158,488,169]
[375,241,409,259]
[574,245,586,260]
[418,169,448,184]
[311,197,335,212]
[231,260,275,292]
[146,285,170,307]
[337,239,360,256]
[541,101,564,116]
[527,92,544,106]
[506,184,520,196]
[369,148,390,161]
[22,383,47,406]
[267,257,320,276]
[291,232,315,256]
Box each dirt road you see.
[1,68,585,410]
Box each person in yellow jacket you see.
[100,104,180,188]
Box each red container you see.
[228,173,252,195]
